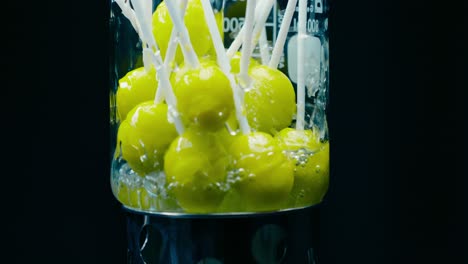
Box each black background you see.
[4,0,465,263]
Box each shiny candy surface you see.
[244,65,296,134]
[116,67,158,121]
[229,132,294,211]
[171,60,234,130]
[152,0,223,65]
[117,102,178,175]
[275,128,329,207]
[164,128,230,213]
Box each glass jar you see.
[110,0,330,215]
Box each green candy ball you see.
[164,128,230,213]
[275,128,330,207]
[116,67,158,121]
[117,101,178,175]
[229,132,294,212]
[152,0,223,65]
[244,65,296,134]
[171,60,234,130]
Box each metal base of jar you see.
[125,205,321,263]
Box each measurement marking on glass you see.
[223,1,278,42]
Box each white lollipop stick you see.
[163,30,179,71]
[245,0,274,62]
[164,0,189,72]
[115,0,150,71]
[163,0,189,73]
[239,0,256,86]
[115,0,141,36]
[131,0,157,49]
[131,0,159,72]
[259,28,270,65]
[226,25,245,59]
[226,0,265,59]
[131,0,184,134]
[116,0,153,71]
[269,0,298,69]
[296,0,307,130]
[164,0,200,69]
[199,0,251,134]
[155,0,189,103]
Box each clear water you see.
[110,0,330,213]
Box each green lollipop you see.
[171,59,234,130]
[117,101,178,175]
[152,0,223,65]
[275,128,329,207]
[228,132,294,212]
[116,66,158,121]
[164,128,230,213]
[244,65,296,134]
